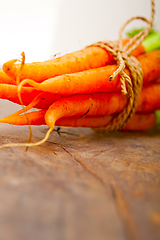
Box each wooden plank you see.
[0,125,127,240]
[58,127,160,240]
[0,100,160,240]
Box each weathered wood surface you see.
[0,100,160,240]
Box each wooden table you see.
[0,100,160,240]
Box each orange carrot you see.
[137,50,160,84]
[144,49,160,65]
[57,113,156,131]
[1,81,160,120]
[2,47,113,83]
[1,80,160,118]
[18,50,160,95]
[0,83,68,108]
[0,70,15,85]
[1,93,125,126]
[122,113,156,131]
[0,109,155,132]
[44,83,160,128]
[2,39,145,83]
[26,82,160,113]
[0,110,46,126]
[44,93,125,128]
[1,48,159,108]
[0,83,42,106]
[137,83,160,112]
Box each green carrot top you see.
[126,28,160,52]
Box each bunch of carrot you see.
[0,33,160,148]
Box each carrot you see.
[1,80,160,121]
[137,83,160,112]
[44,83,160,128]
[57,113,156,131]
[0,92,125,126]
[0,83,68,108]
[0,83,42,106]
[0,110,46,126]
[0,70,15,85]
[1,82,160,124]
[122,39,146,57]
[18,50,160,95]
[137,50,160,84]
[2,47,114,83]
[0,85,158,149]
[37,82,160,112]
[2,39,146,83]
[143,49,160,65]
[0,109,156,132]
[122,112,156,131]
[1,49,159,108]
[44,93,125,128]
[1,50,159,109]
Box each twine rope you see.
[91,0,155,132]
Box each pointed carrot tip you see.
[3,59,18,73]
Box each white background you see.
[0,0,160,65]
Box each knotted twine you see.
[90,0,155,132]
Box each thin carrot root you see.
[16,52,25,86]
[16,52,33,150]
[8,93,43,118]
[0,127,53,149]
[0,94,43,125]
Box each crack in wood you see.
[110,183,138,240]
[60,144,138,240]
[59,144,106,187]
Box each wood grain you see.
[0,100,160,240]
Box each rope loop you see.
[90,0,155,132]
